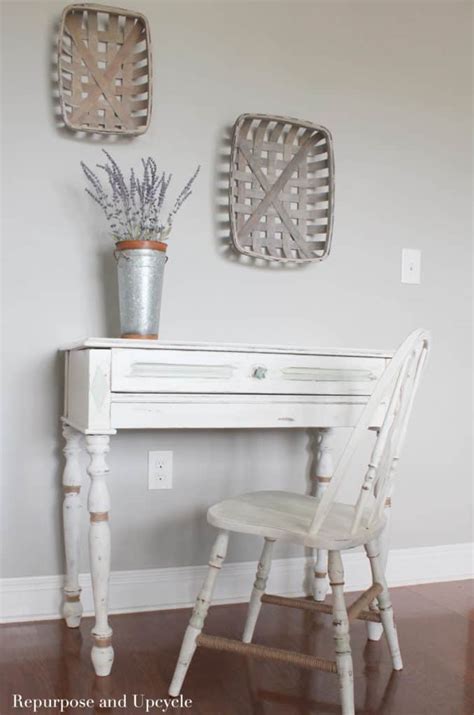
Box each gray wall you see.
[1,0,472,579]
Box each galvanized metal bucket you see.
[115,240,167,339]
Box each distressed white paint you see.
[169,530,229,697]
[62,424,83,628]
[61,338,392,357]
[367,498,391,641]
[206,490,384,549]
[329,551,354,715]
[313,428,336,601]
[169,331,429,709]
[85,435,114,677]
[63,343,389,434]
[366,540,403,670]
[110,394,383,431]
[110,346,386,396]
[309,332,430,537]
[282,367,378,382]
[62,336,423,676]
[66,350,112,432]
[242,538,274,643]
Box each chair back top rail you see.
[309,329,431,536]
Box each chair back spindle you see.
[309,330,430,537]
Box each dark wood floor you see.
[1,580,472,714]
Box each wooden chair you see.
[169,330,430,715]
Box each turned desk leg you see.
[62,424,84,628]
[312,428,335,602]
[85,435,114,677]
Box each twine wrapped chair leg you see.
[169,530,229,697]
[169,330,429,713]
[365,540,403,670]
[328,551,354,714]
[242,537,275,643]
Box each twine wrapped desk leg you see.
[365,540,403,671]
[86,435,113,677]
[243,538,275,643]
[329,551,355,715]
[169,530,229,696]
[62,424,83,628]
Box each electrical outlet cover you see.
[148,451,173,489]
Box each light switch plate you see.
[148,451,173,489]
[401,249,421,284]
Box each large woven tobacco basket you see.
[58,3,152,135]
[229,114,335,263]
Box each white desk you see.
[61,338,391,676]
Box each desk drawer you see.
[111,348,386,396]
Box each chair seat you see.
[207,490,385,550]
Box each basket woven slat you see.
[229,114,335,263]
[58,3,152,135]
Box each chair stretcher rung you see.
[347,583,383,622]
[261,593,381,623]
[262,593,333,612]
[196,633,337,673]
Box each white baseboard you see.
[1,542,472,624]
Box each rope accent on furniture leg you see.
[365,540,403,671]
[90,512,109,523]
[196,634,338,673]
[93,635,113,649]
[328,551,355,715]
[262,593,326,611]
[64,593,81,603]
[347,608,381,624]
[63,424,82,628]
[169,531,229,697]
[62,424,83,629]
[86,434,113,677]
[261,593,382,623]
[313,428,336,602]
[243,538,274,643]
[347,583,383,622]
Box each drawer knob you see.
[253,366,267,380]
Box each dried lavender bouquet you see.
[81,151,200,243]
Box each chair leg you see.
[242,538,275,643]
[365,539,403,671]
[367,500,391,641]
[314,548,329,601]
[328,551,354,715]
[169,530,229,696]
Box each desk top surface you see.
[61,337,392,358]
